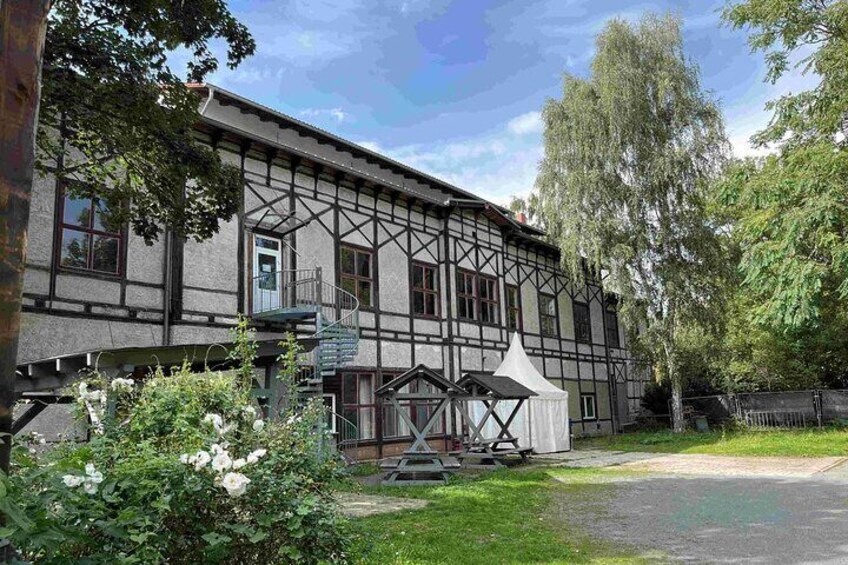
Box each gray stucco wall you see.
[17,97,648,435]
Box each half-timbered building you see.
[16,84,649,459]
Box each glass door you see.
[253,234,282,313]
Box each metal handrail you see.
[329,410,360,448]
[251,267,360,341]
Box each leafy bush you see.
[2,327,352,564]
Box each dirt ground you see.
[335,492,429,518]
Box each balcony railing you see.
[251,267,359,341]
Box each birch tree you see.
[535,14,730,432]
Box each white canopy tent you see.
[468,334,570,453]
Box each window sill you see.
[56,266,123,281]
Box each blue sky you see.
[197,0,817,204]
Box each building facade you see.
[17,85,649,458]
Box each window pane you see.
[413,291,424,315]
[343,374,357,404]
[63,195,91,228]
[412,265,423,288]
[255,236,280,250]
[359,374,373,404]
[341,247,355,274]
[508,310,517,329]
[424,267,435,290]
[341,276,356,296]
[93,199,119,233]
[92,236,119,273]
[60,229,89,268]
[357,251,370,278]
[358,281,372,307]
[425,293,436,316]
[458,298,467,319]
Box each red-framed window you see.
[456,269,477,321]
[479,274,499,324]
[411,262,439,318]
[506,284,522,331]
[340,245,373,308]
[57,187,123,275]
[573,302,592,343]
[341,372,376,440]
[539,293,557,337]
[605,307,621,348]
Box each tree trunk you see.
[669,371,685,433]
[0,0,51,474]
[662,332,685,433]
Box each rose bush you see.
[1,329,352,564]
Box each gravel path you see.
[554,457,848,564]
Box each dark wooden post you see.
[0,0,52,475]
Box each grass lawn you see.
[347,466,665,564]
[578,427,848,457]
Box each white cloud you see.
[507,111,543,136]
[355,115,543,204]
[299,107,350,123]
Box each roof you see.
[457,372,538,399]
[375,364,466,396]
[187,83,557,254]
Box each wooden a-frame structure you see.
[375,364,467,485]
[455,372,536,467]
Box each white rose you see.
[83,479,98,495]
[232,458,247,470]
[193,450,211,470]
[179,454,191,464]
[211,452,233,473]
[252,419,265,432]
[242,406,256,420]
[203,413,224,431]
[246,449,267,465]
[62,475,83,488]
[110,378,134,393]
[220,472,250,498]
[85,464,104,484]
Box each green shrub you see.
[2,330,352,564]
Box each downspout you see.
[162,229,172,346]
[200,84,216,117]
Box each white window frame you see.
[581,394,597,420]
[322,393,337,434]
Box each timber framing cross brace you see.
[455,373,536,467]
[375,364,465,485]
[456,395,528,467]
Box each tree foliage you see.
[720,0,848,330]
[535,13,730,430]
[39,0,256,242]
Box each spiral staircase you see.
[251,267,360,402]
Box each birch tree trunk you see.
[0,0,51,474]
[669,369,685,433]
